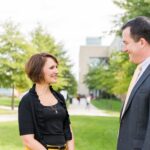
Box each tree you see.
[86,0,150,100]
[113,0,150,29]
[110,0,150,99]
[109,52,136,95]
[84,52,136,100]
[0,22,77,110]
[31,25,77,96]
[84,59,114,98]
[0,21,35,109]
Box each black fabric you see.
[18,84,72,146]
[37,102,67,145]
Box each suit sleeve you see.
[18,96,34,135]
[142,96,150,150]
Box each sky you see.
[0,0,123,79]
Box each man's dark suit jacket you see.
[117,65,150,150]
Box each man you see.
[117,16,150,150]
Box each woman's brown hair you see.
[25,53,58,83]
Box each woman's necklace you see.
[50,105,58,114]
[48,96,58,114]
[39,93,58,114]
[36,85,58,114]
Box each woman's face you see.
[42,57,58,84]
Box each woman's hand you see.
[21,134,47,150]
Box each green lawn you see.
[0,96,20,107]
[0,109,17,115]
[72,116,119,150]
[0,122,22,150]
[91,99,122,113]
[0,116,119,150]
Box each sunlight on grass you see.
[0,96,20,107]
[91,99,122,113]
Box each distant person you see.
[18,53,74,150]
[117,16,150,150]
[86,95,91,109]
[69,95,73,104]
[76,95,80,104]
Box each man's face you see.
[122,27,144,64]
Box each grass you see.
[0,116,119,150]
[0,96,20,107]
[0,122,22,150]
[91,99,122,113]
[0,109,17,115]
[72,116,119,150]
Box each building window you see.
[88,57,108,68]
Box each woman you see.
[18,53,74,150]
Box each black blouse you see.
[18,84,72,146]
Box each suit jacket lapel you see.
[121,65,150,119]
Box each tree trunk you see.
[11,84,15,110]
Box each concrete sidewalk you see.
[0,105,18,110]
[68,98,119,117]
[0,106,18,122]
[0,114,17,122]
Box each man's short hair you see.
[122,16,150,44]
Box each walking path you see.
[0,114,17,122]
[68,98,119,117]
[0,106,18,122]
[0,98,119,122]
[0,105,18,110]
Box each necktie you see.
[121,65,142,117]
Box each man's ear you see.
[139,38,148,48]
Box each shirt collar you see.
[139,57,150,71]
